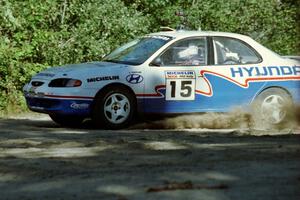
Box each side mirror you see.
[150,57,162,66]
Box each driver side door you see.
[143,37,209,113]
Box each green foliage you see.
[0,0,298,114]
[0,0,150,113]
[124,0,299,54]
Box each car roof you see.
[148,30,250,40]
[147,30,286,63]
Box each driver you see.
[178,42,204,66]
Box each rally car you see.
[23,30,300,129]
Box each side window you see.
[213,37,261,65]
[156,37,207,66]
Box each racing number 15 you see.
[166,79,195,100]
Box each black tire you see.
[49,114,84,127]
[92,86,136,129]
[251,88,294,129]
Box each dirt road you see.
[0,115,300,200]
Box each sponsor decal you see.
[126,74,144,84]
[165,71,195,79]
[70,103,89,109]
[230,66,300,77]
[87,76,119,83]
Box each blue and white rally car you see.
[23,30,300,129]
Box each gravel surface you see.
[0,115,299,200]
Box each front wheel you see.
[92,87,136,129]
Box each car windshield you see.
[103,35,173,65]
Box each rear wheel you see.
[251,88,294,129]
[92,86,136,129]
[49,114,84,127]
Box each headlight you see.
[48,78,82,87]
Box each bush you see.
[0,0,298,114]
[0,0,150,113]
[123,0,299,54]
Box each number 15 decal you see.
[166,79,195,100]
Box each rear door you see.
[202,36,265,109]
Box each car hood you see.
[34,61,127,79]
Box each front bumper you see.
[25,96,92,116]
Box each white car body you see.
[23,30,300,128]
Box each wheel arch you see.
[91,83,137,112]
[250,85,296,127]
[251,86,293,104]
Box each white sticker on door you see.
[165,71,196,101]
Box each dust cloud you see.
[132,108,252,130]
[132,107,299,131]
